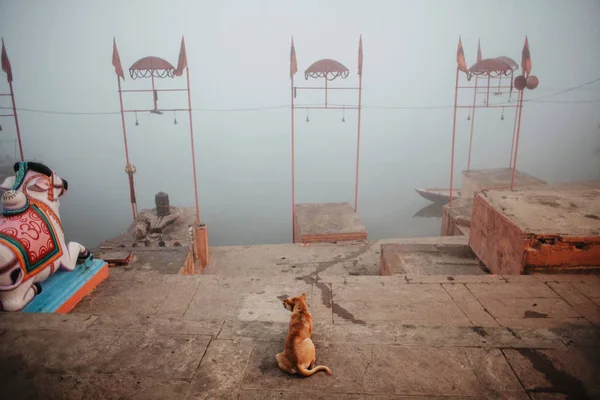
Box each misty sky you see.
[0,0,599,248]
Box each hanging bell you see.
[173,111,178,125]
[306,115,310,122]
[135,111,139,126]
[0,124,3,132]
[342,108,346,122]
[467,114,471,121]
[500,106,505,121]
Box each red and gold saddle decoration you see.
[0,201,62,279]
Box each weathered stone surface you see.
[0,329,211,381]
[364,346,481,396]
[0,312,97,332]
[404,274,505,284]
[73,274,194,315]
[395,325,564,349]
[443,283,500,327]
[294,202,367,244]
[571,281,600,299]
[88,314,223,336]
[0,373,190,400]
[218,320,288,342]
[183,278,312,321]
[547,281,600,325]
[332,283,471,326]
[549,325,600,347]
[503,347,600,399]
[495,317,592,329]
[315,322,396,344]
[380,242,483,276]
[187,338,254,400]
[478,297,580,320]
[465,348,529,399]
[467,282,560,299]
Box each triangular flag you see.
[112,38,125,81]
[1,38,13,83]
[477,39,482,63]
[521,36,531,78]
[175,37,188,77]
[358,35,363,76]
[290,37,298,79]
[456,36,468,73]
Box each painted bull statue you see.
[0,161,91,311]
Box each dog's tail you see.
[296,363,332,377]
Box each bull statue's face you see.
[0,162,69,204]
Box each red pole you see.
[466,75,478,170]
[151,74,157,110]
[186,67,201,225]
[510,90,525,190]
[117,76,137,221]
[449,67,459,207]
[354,73,363,212]
[325,77,328,108]
[291,75,296,242]
[509,90,520,167]
[486,75,490,107]
[7,81,24,161]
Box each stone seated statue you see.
[0,161,91,311]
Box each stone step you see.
[70,269,600,330]
[1,312,598,399]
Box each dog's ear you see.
[301,292,306,298]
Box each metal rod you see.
[119,88,188,93]
[295,86,361,90]
[186,67,201,225]
[291,74,296,243]
[122,108,190,113]
[486,76,490,107]
[456,105,518,109]
[509,91,520,167]
[0,93,12,96]
[354,73,363,212]
[510,90,525,190]
[117,76,137,221]
[0,114,14,117]
[449,67,459,207]
[292,106,360,110]
[467,75,478,170]
[324,78,328,108]
[8,81,24,161]
[151,75,157,110]
[457,85,513,89]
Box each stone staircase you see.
[1,237,599,399]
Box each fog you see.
[0,0,599,248]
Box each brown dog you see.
[275,293,332,377]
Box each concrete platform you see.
[380,241,485,276]
[461,168,546,199]
[294,202,367,244]
[1,270,599,398]
[470,183,600,274]
[441,197,473,236]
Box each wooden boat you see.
[415,188,460,204]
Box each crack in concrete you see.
[296,241,375,325]
[361,344,376,391]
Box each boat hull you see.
[415,188,460,204]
